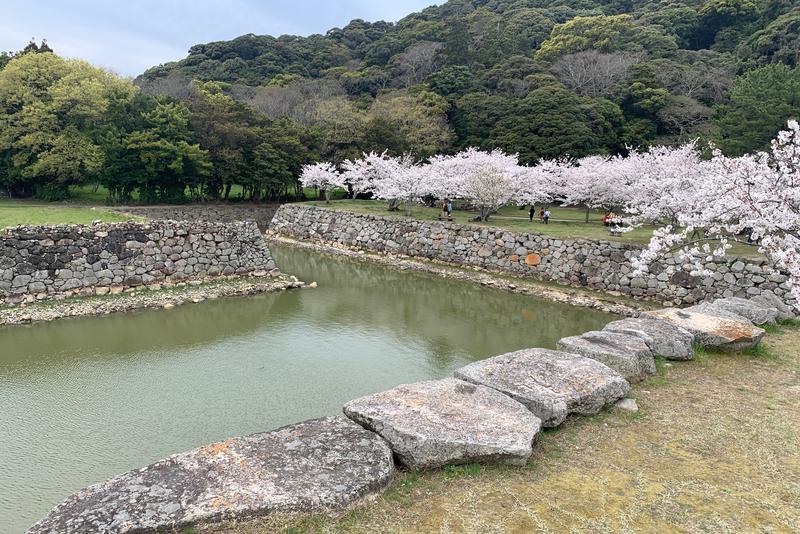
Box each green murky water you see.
[0,245,611,532]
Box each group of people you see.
[440,198,453,220]
[528,206,551,224]
[602,211,621,227]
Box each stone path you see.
[454,348,629,427]
[603,317,694,360]
[344,378,541,469]
[28,295,791,532]
[698,297,779,325]
[643,307,766,351]
[28,417,394,534]
[557,331,656,382]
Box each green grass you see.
[306,200,762,257]
[0,199,136,228]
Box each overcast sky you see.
[2,1,439,76]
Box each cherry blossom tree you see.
[515,158,571,208]
[299,162,346,203]
[342,152,425,213]
[429,148,526,222]
[628,121,800,306]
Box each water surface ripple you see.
[0,244,611,532]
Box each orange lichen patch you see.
[509,254,519,262]
[204,438,237,456]
[525,253,541,266]
[209,496,238,511]
[715,319,761,341]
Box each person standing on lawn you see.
[543,208,551,225]
[529,206,536,222]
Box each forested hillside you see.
[1,0,798,202]
[140,0,800,161]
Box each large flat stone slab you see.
[343,378,541,469]
[603,317,694,360]
[751,292,796,322]
[454,348,629,427]
[28,417,394,534]
[642,308,765,351]
[687,302,750,323]
[708,297,779,325]
[556,331,656,383]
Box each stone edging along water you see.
[270,204,797,310]
[28,293,790,532]
[266,232,646,317]
[0,220,277,307]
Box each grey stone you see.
[615,398,639,412]
[708,297,779,325]
[603,317,694,360]
[28,417,393,534]
[556,331,655,383]
[752,292,797,321]
[2,220,275,305]
[642,308,765,351]
[686,302,751,323]
[268,205,795,310]
[343,378,540,469]
[454,348,629,427]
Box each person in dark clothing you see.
[529,205,536,222]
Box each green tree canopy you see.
[0,51,136,199]
[714,63,800,155]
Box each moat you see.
[0,244,612,532]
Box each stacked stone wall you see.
[0,220,275,305]
[271,204,795,308]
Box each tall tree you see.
[715,64,800,154]
[0,51,136,199]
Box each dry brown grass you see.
[208,326,800,534]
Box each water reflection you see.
[0,244,610,532]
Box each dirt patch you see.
[208,327,800,533]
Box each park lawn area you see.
[0,199,136,228]
[214,323,800,534]
[306,200,761,257]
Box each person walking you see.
[446,198,453,219]
[543,208,551,225]
[539,207,545,223]
[529,205,536,222]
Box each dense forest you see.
[1,0,799,202]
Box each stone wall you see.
[1,220,276,305]
[110,203,281,231]
[271,204,796,308]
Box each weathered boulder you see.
[556,331,655,383]
[708,297,779,325]
[343,378,540,469]
[642,308,765,351]
[28,417,394,534]
[454,348,629,427]
[603,317,694,360]
[752,292,797,322]
[686,302,750,323]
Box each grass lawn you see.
[215,323,800,533]
[306,200,761,257]
[0,199,137,228]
